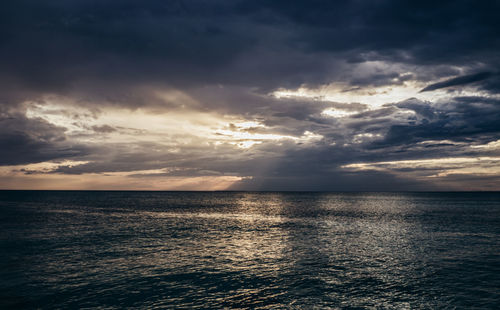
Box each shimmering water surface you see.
[1,191,499,309]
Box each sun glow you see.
[0,163,246,190]
[321,108,359,118]
[272,80,496,111]
[24,98,323,150]
[272,83,425,108]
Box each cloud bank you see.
[1,0,499,190]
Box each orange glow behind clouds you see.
[0,172,244,190]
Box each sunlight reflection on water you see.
[1,191,499,308]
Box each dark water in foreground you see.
[1,191,499,309]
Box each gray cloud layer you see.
[1,0,500,190]
[420,72,495,92]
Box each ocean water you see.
[1,191,499,309]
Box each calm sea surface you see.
[1,191,499,309]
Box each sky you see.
[1,0,500,191]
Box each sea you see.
[1,191,499,309]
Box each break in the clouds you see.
[1,0,500,190]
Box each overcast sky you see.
[1,0,500,190]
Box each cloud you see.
[1,1,500,190]
[342,157,500,190]
[1,0,499,108]
[91,125,117,133]
[0,107,88,165]
[420,72,495,92]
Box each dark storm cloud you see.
[1,0,500,190]
[1,0,499,106]
[242,0,500,64]
[226,142,443,191]
[419,72,495,92]
[0,108,88,165]
[372,97,500,149]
